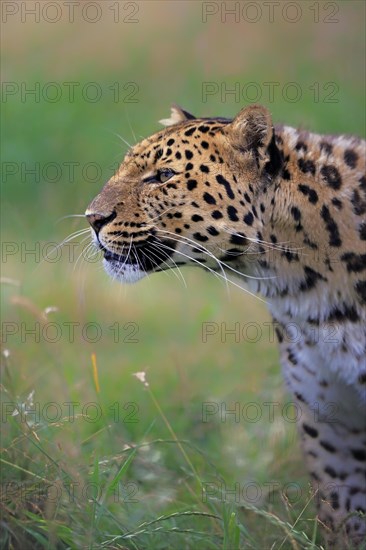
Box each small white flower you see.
[44,306,59,316]
[132,371,149,387]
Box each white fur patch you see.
[103,259,147,284]
[159,105,191,127]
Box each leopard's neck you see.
[234,125,365,315]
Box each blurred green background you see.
[1,1,365,548]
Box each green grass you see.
[1,263,321,549]
[1,2,365,548]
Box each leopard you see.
[85,104,366,547]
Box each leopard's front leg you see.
[277,334,366,547]
[298,402,366,546]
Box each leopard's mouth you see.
[98,235,176,279]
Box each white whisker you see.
[125,109,137,145]
[155,228,230,293]
[149,243,188,288]
[74,237,95,273]
[224,227,304,254]
[111,131,132,150]
[156,238,267,304]
[156,228,275,282]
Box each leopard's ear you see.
[159,104,196,127]
[229,104,273,151]
[228,104,282,177]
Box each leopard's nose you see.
[85,210,117,234]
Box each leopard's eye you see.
[143,168,176,184]
[157,168,175,183]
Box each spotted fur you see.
[86,104,366,546]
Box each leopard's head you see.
[85,104,283,282]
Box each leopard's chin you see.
[95,234,176,282]
[103,258,147,283]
